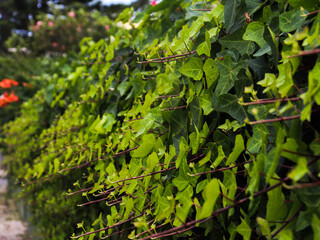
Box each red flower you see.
[150,0,156,6]
[0,79,19,88]
[0,91,19,107]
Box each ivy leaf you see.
[245,0,265,15]
[212,145,225,168]
[189,126,200,155]
[257,217,271,239]
[312,214,320,240]
[167,109,188,154]
[297,186,320,207]
[179,57,203,81]
[197,178,220,219]
[266,175,288,222]
[199,150,211,166]
[92,114,116,134]
[236,218,251,240]
[247,125,267,154]
[265,127,285,183]
[190,96,203,131]
[219,26,255,55]
[203,58,219,88]
[173,186,193,226]
[132,134,156,158]
[213,56,246,99]
[226,134,244,165]
[243,22,268,48]
[288,157,308,181]
[279,8,307,33]
[197,31,211,57]
[214,94,249,123]
[263,26,278,67]
[224,0,241,33]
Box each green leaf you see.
[197,31,211,57]
[243,22,268,48]
[224,0,241,33]
[214,94,249,123]
[219,26,255,55]
[266,127,285,183]
[198,178,220,219]
[297,186,320,207]
[212,145,225,168]
[132,134,156,158]
[189,16,204,38]
[289,0,320,11]
[199,150,211,166]
[257,217,271,239]
[247,125,265,154]
[312,214,320,240]
[173,186,193,226]
[189,126,200,155]
[228,222,237,240]
[288,157,308,181]
[92,114,116,134]
[236,218,251,240]
[203,58,219,88]
[245,0,265,15]
[279,8,307,33]
[226,134,244,165]
[167,109,188,154]
[263,26,278,67]
[278,229,293,240]
[213,56,246,98]
[266,174,288,222]
[179,57,203,81]
[145,152,159,175]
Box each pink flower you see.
[150,0,156,6]
[36,21,42,26]
[105,25,110,31]
[48,21,54,27]
[52,42,58,48]
[68,11,75,18]
[61,45,66,50]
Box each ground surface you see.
[0,168,28,240]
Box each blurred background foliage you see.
[0,0,148,125]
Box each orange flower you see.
[7,92,19,102]
[0,91,19,107]
[0,79,19,88]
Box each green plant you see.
[2,0,320,239]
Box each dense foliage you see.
[5,7,112,55]
[1,0,320,239]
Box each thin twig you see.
[288,49,320,58]
[249,114,300,125]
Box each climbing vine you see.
[1,0,320,239]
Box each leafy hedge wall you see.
[2,0,320,239]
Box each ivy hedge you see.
[1,0,320,239]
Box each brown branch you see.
[243,97,301,106]
[249,114,300,125]
[270,205,304,238]
[160,105,187,111]
[73,206,155,238]
[139,178,289,240]
[138,50,196,64]
[288,49,320,58]
[301,10,320,17]
[191,160,253,176]
[193,9,211,11]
